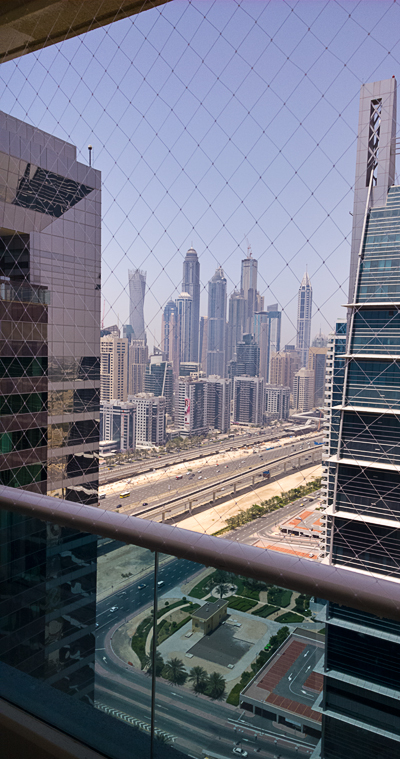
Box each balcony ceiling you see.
[0,0,172,63]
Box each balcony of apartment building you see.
[2,3,400,759]
[1,484,400,759]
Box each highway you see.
[99,425,318,486]
[95,561,318,759]
[100,434,323,516]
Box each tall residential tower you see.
[241,250,258,334]
[206,266,227,377]
[128,268,146,342]
[182,247,200,362]
[296,271,312,367]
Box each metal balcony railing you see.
[1,484,399,622]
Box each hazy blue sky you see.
[2,0,400,348]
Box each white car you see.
[109,606,118,612]
[232,749,248,757]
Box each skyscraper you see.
[229,333,259,379]
[254,305,281,383]
[296,271,312,367]
[199,315,208,374]
[128,268,146,341]
[127,338,148,396]
[0,113,100,701]
[176,291,192,364]
[100,335,128,402]
[227,289,246,365]
[204,376,230,433]
[233,376,264,426]
[270,346,301,392]
[206,266,227,377]
[241,250,258,334]
[292,368,314,412]
[144,354,174,416]
[321,78,400,759]
[161,300,178,371]
[182,247,200,362]
[177,376,207,435]
[308,346,327,407]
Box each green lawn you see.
[235,578,265,600]
[275,611,304,624]
[189,575,214,599]
[252,604,280,618]
[267,587,292,608]
[228,596,258,612]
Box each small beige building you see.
[191,599,228,634]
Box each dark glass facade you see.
[322,186,400,754]
[0,112,100,704]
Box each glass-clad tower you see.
[206,266,227,378]
[128,268,146,342]
[182,247,200,362]
[296,271,312,367]
[320,78,400,759]
[0,112,100,704]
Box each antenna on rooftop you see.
[246,237,252,258]
[88,145,92,167]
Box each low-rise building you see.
[240,629,324,741]
[191,599,229,634]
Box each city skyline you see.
[9,2,395,353]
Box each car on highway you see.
[198,476,202,480]
[110,606,118,612]
[99,494,106,500]
[232,749,248,757]
[157,581,164,587]
[142,502,148,506]
[137,584,147,590]
[176,474,183,479]
[120,491,130,498]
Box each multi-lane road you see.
[99,426,318,486]
[95,561,318,759]
[100,434,322,515]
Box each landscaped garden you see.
[228,596,258,612]
[131,600,200,666]
[252,604,280,618]
[267,586,292,607]
[275,611,304,624]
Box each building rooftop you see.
[191,599,228,621]
[241,629,325,724]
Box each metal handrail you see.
[1,484,400,621]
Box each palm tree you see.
[206,672,226,699]
[214,583,230,599]
[163,657,187,685]
[188,665,208,692]
[143,650,164,677]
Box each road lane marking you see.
[95,701,175,742]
